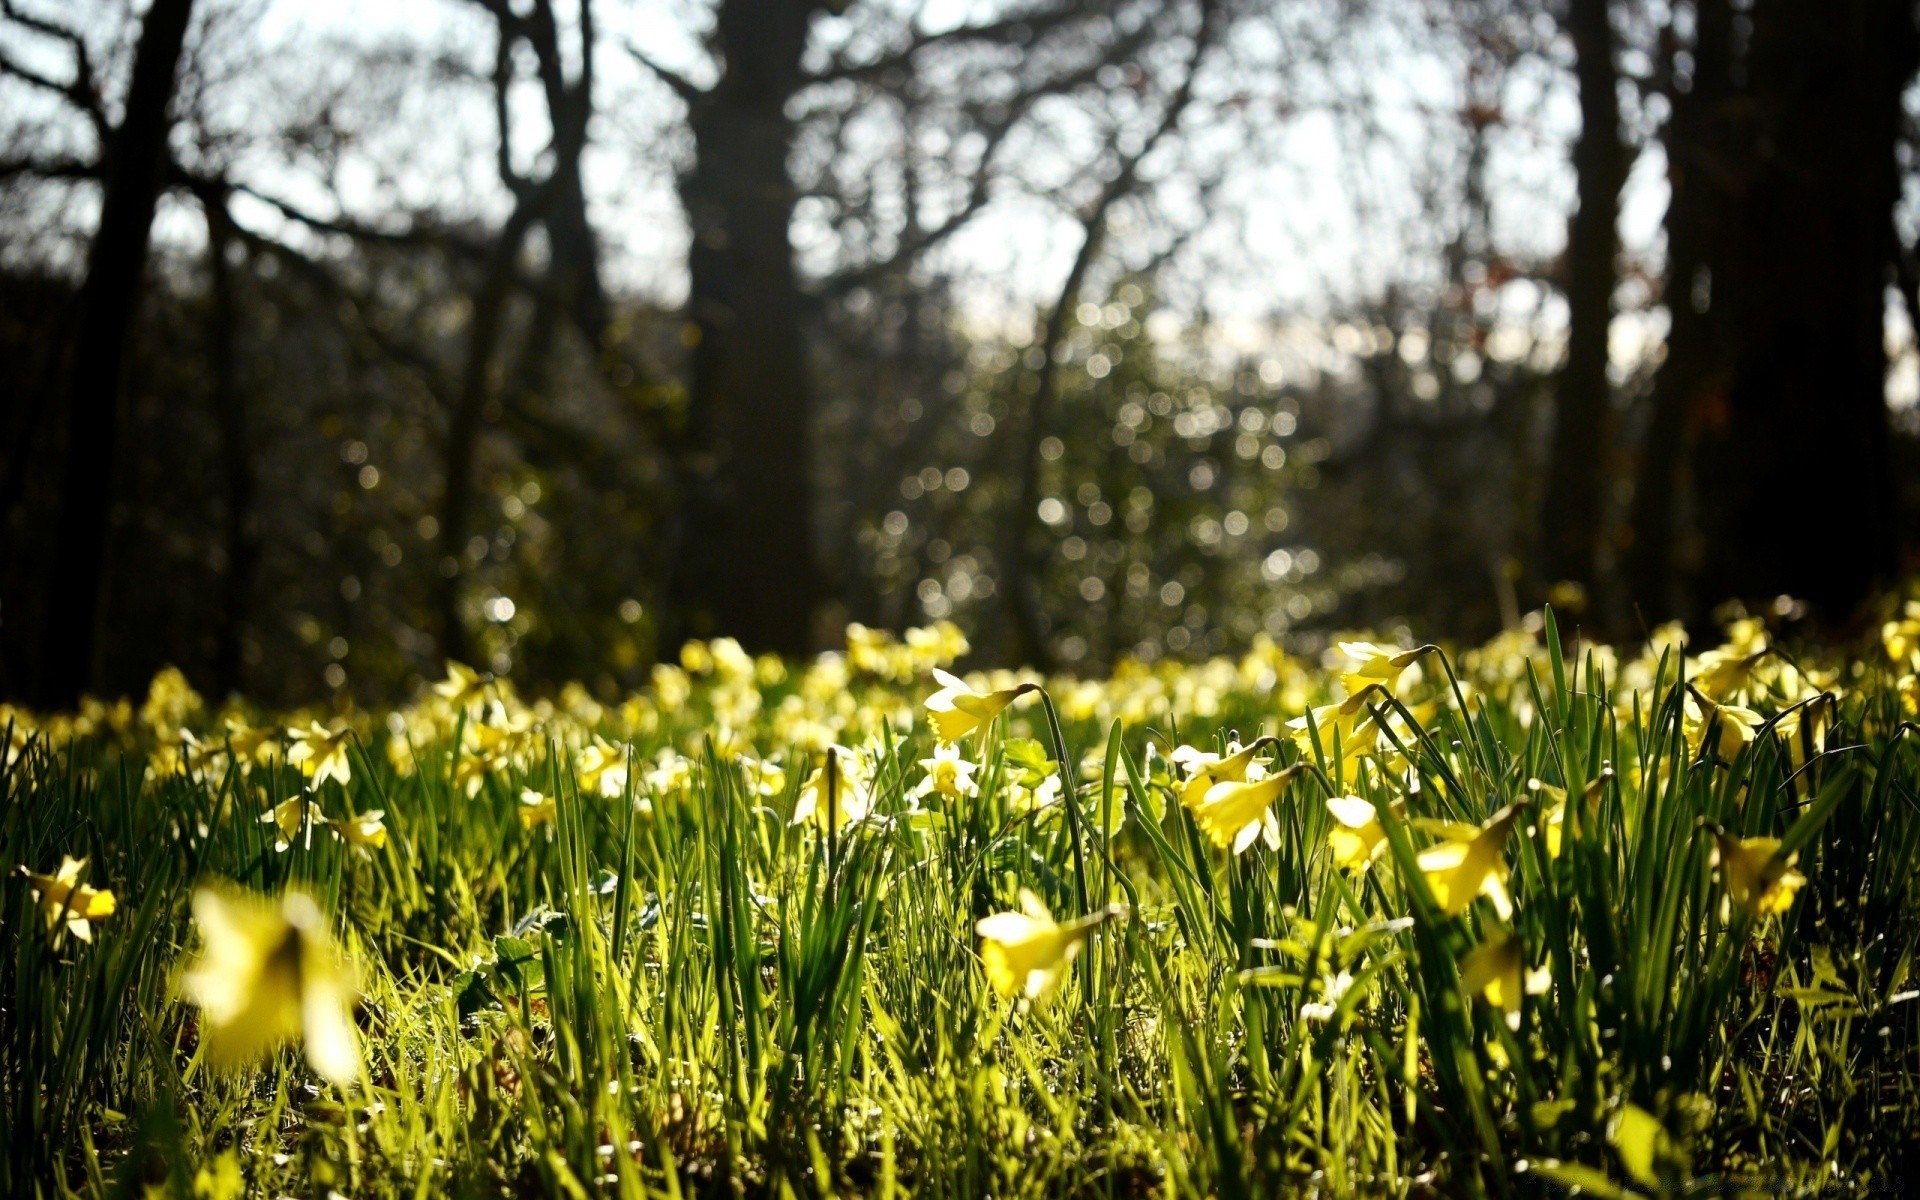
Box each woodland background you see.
[2,0,1917,707]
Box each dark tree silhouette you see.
[1540,0,1624,607]
[37,0,197,707]
[1679,0,1916,622]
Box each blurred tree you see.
[34,0,196,707]
[1659,0,1917,623]
[633,0,827,657]
[1539,0,1624,609]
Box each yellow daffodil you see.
[1415,802,1524,918]
[434,661,490,709]
[1883,601,1920,666]
[287,722,353,787]
[262,794,327,853]
[1169,738,1273,811]
[1325,794,1392,871]
[975,889,1114,1001]
[792,746,874,832]
[1709,828,1806,918]
[1336,642,1435,698]
[336,809,387,852]
[1286,693,1386,762]
[1459,930,1550,1030]
[18,856,116,942]
[1683,690,1763,760]
[739,755,788,799]
[925,669,1038,743]
[180,884,358,1085]
[912,742,980,802]
[1190,764,1306,854]
[519,789,558,830]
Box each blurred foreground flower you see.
[1458,930,1549,1030]
[180,884,359,1085]
[1709,828,1806,918]
[925,670,1038,743]
[18,855,116,942]
[976,889,1116,1002]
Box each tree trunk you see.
[37,0,197,707]
[668,0,823,656]
[1540,0,1624,610]
[1687,0,1915,622]
[1625,0,1733,626]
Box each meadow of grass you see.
[5,608,1920,1198]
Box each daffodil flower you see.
[925,669,1039,743]
[1709,828,1806,918]
[1683,688,1763,761]
[1883,601,1920,666]
[336,809,387,852]
[912,741,980,802]
[975,889,1115,1001]
[180,884,359,1085]
[433,661,490,709]
[791,746,875,832]
[18,855,116,942]
[1415,802,1525,918]
[519,789,558,830]
[1169,737,1274,811]
[1336,641,1435,698]
[262,794,327,853]
[1325,794,1392,871]
[1459,930,1550,1030]
[287,721,353,787]
[1190,763,1306,854]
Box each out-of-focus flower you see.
[262,794,327,853]
[1883,601,1920,666]
[975,888,1114,1002]
[792,746,874,832]
[1325,794,1391,871]
[1709,828,1806,918]
[287,722,353,788]
[179,884,358,1085]
[519,789,558,830]
[18,855,116,942]
[739,755,788,799]
[925,670,1038,743]
[1459,930,1550,1030]
[1416,802,1524,918]
[336,809,387,852]
[434,661,491,709]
